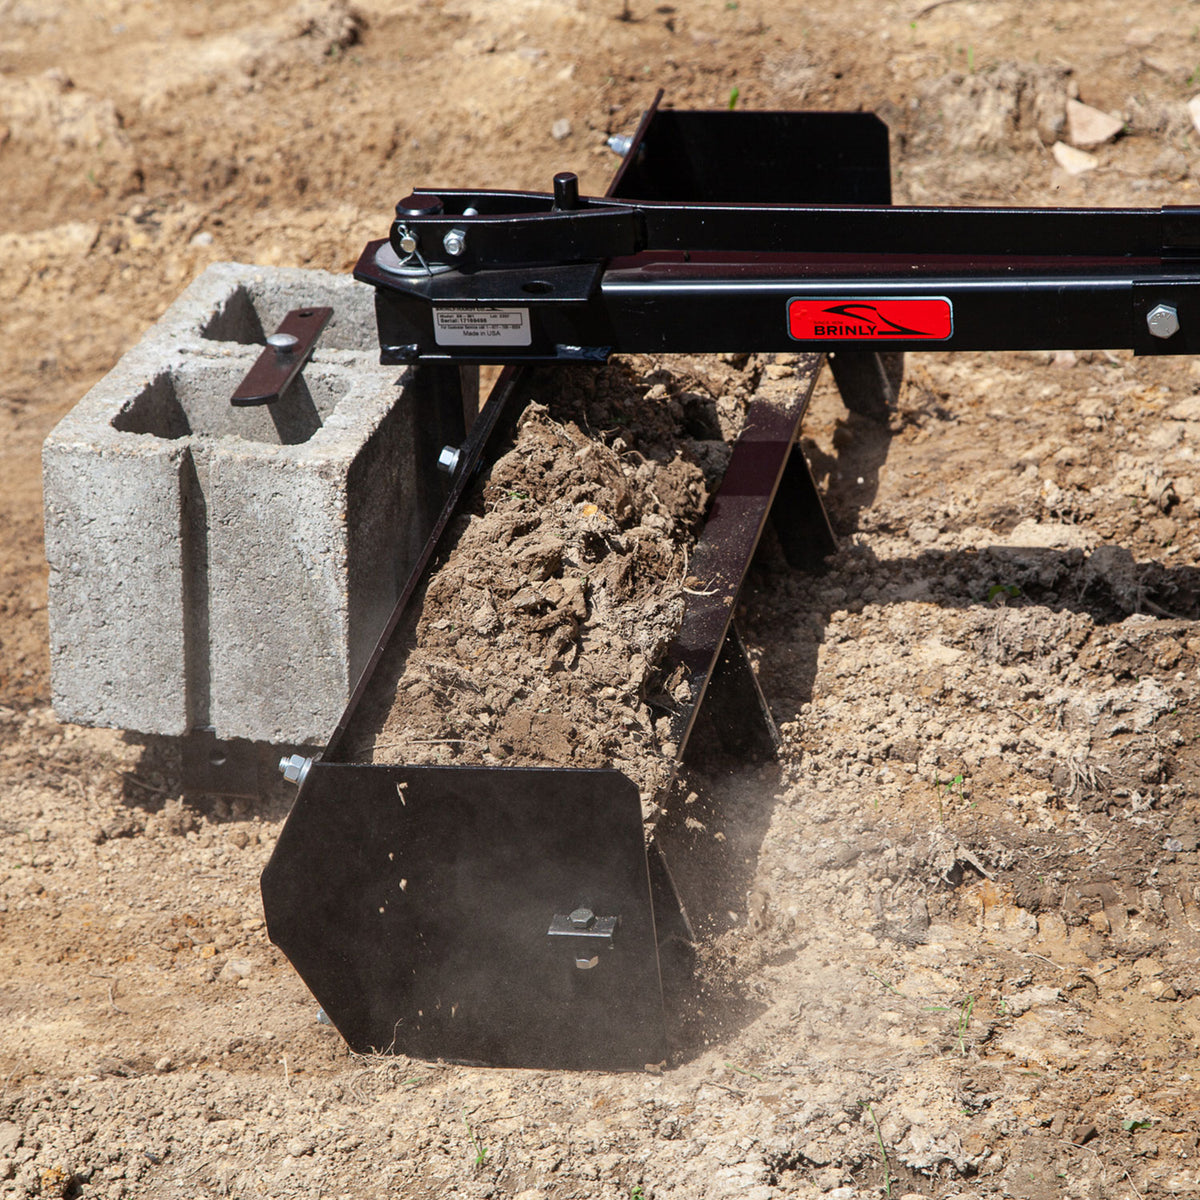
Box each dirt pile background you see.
[4,2,1200,1198]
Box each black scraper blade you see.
[261,762,668,1069]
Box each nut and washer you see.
[1147,303,1180,340]
[437,445,461,474]
[279,754,313,786]
[442,227,467,257]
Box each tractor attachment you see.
[263,92,1200,1068]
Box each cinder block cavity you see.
[44,263,429,746]
[112,364,349,446]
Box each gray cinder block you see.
[43,263,428,745]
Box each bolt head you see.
[442,228,467,257]
[398,227,419,256]
[436,445,461,474]
[267,332,300,354]
[1147,303,1180,340]
[569,907,595,930]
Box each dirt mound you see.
[350,355,755,803]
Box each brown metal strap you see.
[231,306,333,406]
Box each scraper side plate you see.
[261,763,666,1069]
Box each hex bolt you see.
[442,227,467,257]
[279,754,313,786]
[266,332,300,355]
[569,907,595,930]
[437,445,461,474]
[1147,303,1180,340]
[397,226,419,256]
[606,134,633,157]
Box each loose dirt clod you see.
[349,355,757,803]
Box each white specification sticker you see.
[433,306,531,347]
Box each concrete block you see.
[44,262,436,745]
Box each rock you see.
[0,1123,19,1157]
[551,117,572,141]
[1188,95,1200,136]
[1072,1122,1099,1146]
[218,958,253,983]
[1168,396,1200,421]
[1125,27,1157,47]
[153,797,199,837]
[1052,141,1098,175]
[1149,517,1177,544]
[470,600,499,636]
[1066,99,1123,146]
[154,1056,173,1072]
[286,1137,315,1158]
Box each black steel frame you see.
[354,98,1200,365]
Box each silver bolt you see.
[442,227,467,257]
[437,445,461,474]
[267,332,300,354]
[279,754,312,786]
[569,907,595,930]
[398,226,419,256]
[1147,303,1180,340]
[606,134,633,157]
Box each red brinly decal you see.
[788,298,953,341]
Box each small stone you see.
[0,1158,12,1181]
[154,1056,173,1072]
[0,1123,20,1157]
[1052,141,1098,175]
[471,601,499,635]
[1188,95,1200,136]
[1149,517,1177,544]
[286,1138,315,1158]
[551,117,572,141]
[1066,99,1124,147]
[1168,396,1200,421]
[40,1165,73,1197]
[190,231,214,247]
[218,958,253,983]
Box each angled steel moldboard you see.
[261,763,667,1070]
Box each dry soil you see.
[4,2,1200,1199]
